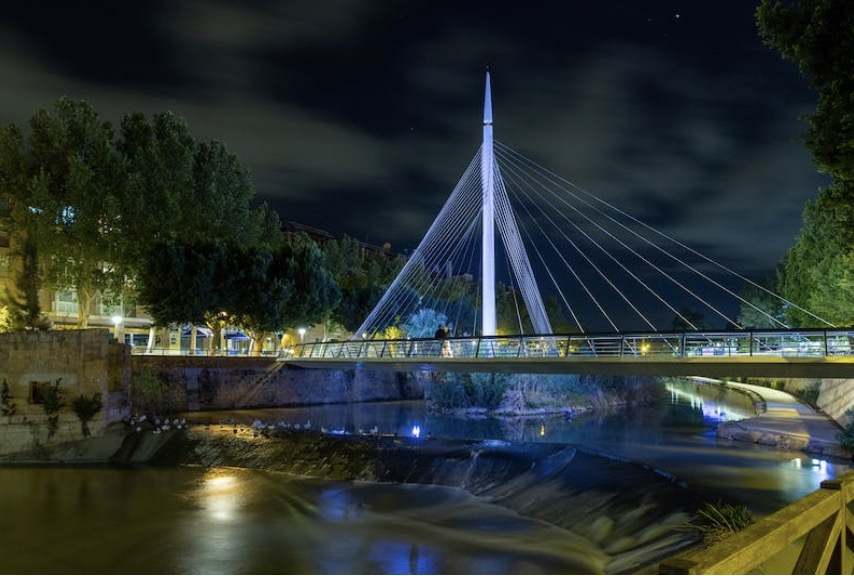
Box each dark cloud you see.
[4,1,182,89]
[0,0,825,285]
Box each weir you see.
[156,427,705,574]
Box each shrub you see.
[131,367,163,414]
[428,373,509,411]
[694,500,754,547]
[837,408,854,452]
[1,379,15,419]
[469,373,507,410]
[72,393,103,438]
[42,378,65,439]
[797,383,820,408]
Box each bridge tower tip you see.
[483,71,493,126]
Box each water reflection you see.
[665,379,756,423]
[199,470,241,521]
[0,466,615,574]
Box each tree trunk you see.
[161,326,170,353]
[251,331,266,356]
[76,286,93,328]
[147,325,156,353]
[209,324,222,356]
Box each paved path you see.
[692,377,850,459]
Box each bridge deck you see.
[281,329,854,378]
[283,355,854,378]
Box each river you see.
[0,378,849,574]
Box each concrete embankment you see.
[695,377,852,460]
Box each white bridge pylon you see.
[353,72,832,341]
[481,71,551,336]
[355,71,552,339]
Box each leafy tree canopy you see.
[0,99,281,328]
[757,0,854,326]
[758,0,854,182]
[323,235,404,332]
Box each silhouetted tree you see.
[671,308,706,331]
[757,0,854,326]
[737,277,786,328]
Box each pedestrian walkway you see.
[692,377,850,460]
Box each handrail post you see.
[817,477,850,574]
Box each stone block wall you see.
[130,356,423,413]
[0,329,129,455]
[814,379,854,426]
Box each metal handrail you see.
[278,328,854,361]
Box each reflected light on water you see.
[666,381,754,423]
[786,457,832,484]
[200,471,240,521]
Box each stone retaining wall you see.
[768,377,854,426]
[0,332,424,457]
[0,329,129,456]
[130,356,424,413]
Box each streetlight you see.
[298,327,306,344]
[111,314,123,342]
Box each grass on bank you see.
[692,500,755,547]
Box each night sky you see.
[0,1,826,281]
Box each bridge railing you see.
[279,328,854,361]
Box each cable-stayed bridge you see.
[282,72,853,378]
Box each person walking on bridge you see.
[433,324,446,356]
[441,324,453,357]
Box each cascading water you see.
[156,427,704,574]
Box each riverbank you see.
[2,377,848,465]
[693,377,851,460]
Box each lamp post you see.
[111,314,123,343]
[298,327,306,344]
